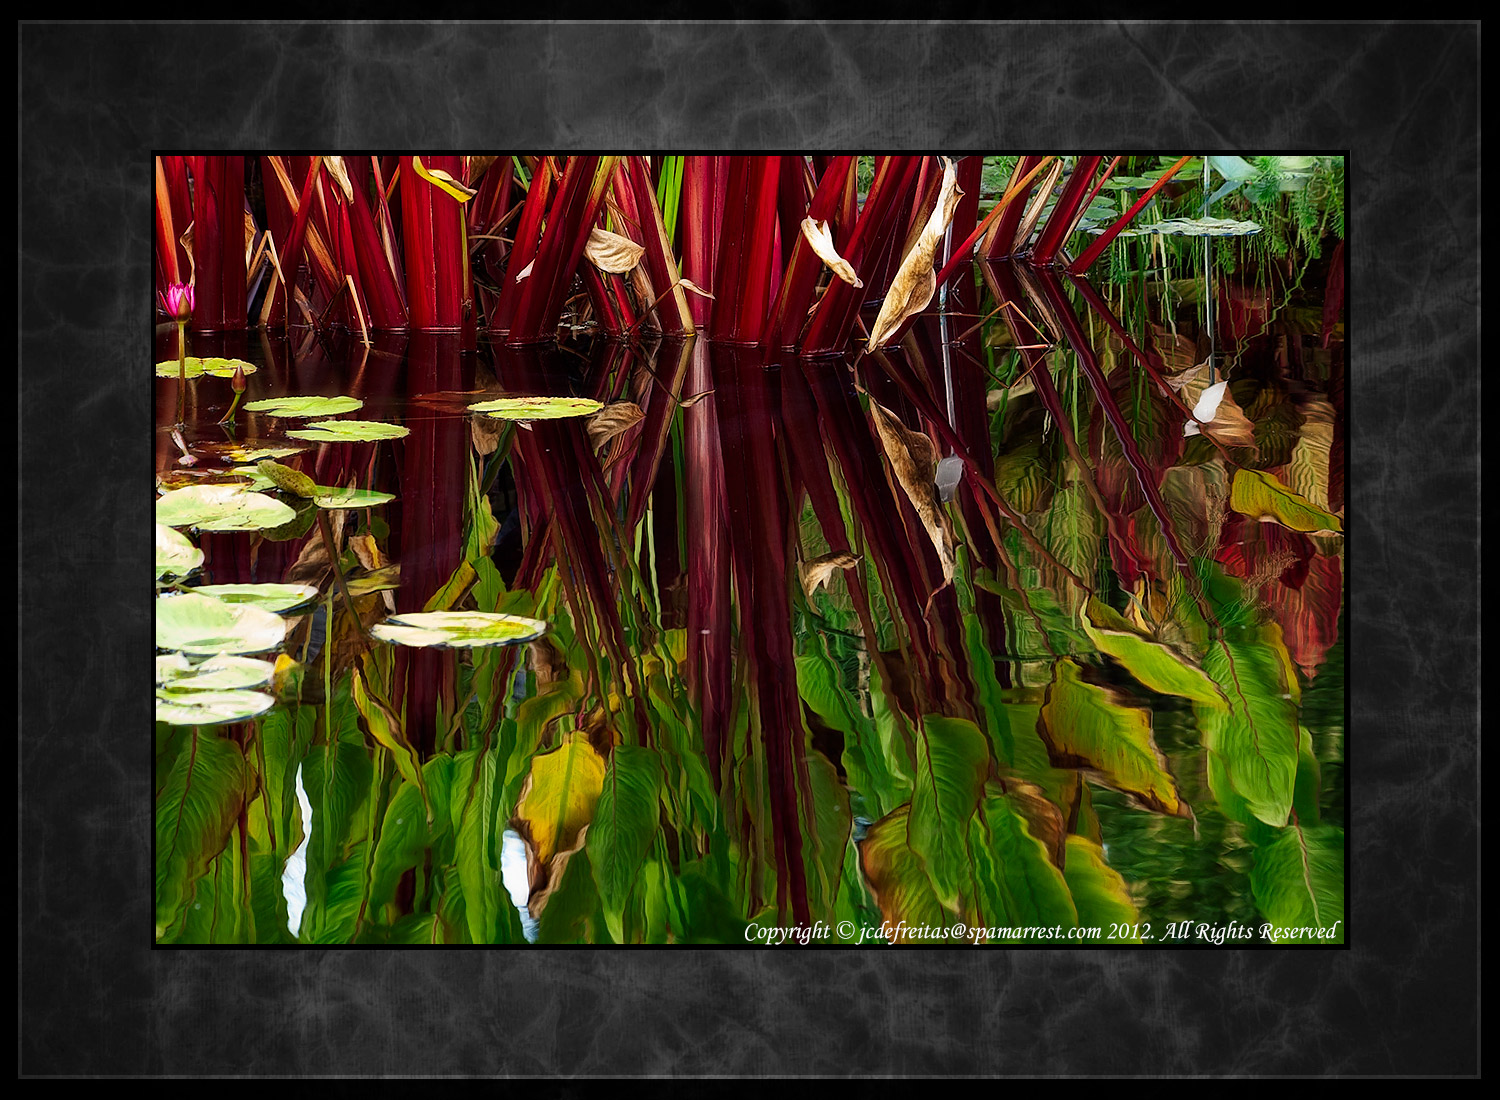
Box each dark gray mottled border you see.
[20,21,1478,1077]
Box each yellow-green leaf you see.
[1080,598,1223,705]
[412,156,476,202]
[1039,658,1183,816]
[1230,468,1342,533]
[515,734,607,868]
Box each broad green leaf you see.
[155,523,203,578]
[968,790,1078,938]
[858,805,950,940]
[533,844,601,944]
[188,583,320,614]
[907,715,989,909]
[587,745,662,943]
[515,734,607,868]
[156,729,249,938]
[449,748,522,944]
[797,648,900,818]
[160,826,254,944]
[371,610,549,649]
[1062,835,1143,940]
[156,592,287,655]
[243,395,363,417]
[256,459,319,497]
[1250,823,1344,943]
[156,484,297,532]
[800,750,853,921]
[1230,468,1342,533]
[1080,598,1223,706]
[368,755,456,911]
[468,396,604,420]
[350,668,427,818]
[156,687,275,726]
[1038,658,1183,816]
[288,419,411,442]
[1196,628,1301,827]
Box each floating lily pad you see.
[155,523,204,579]
[189,583,321,614]
[156,653,277,691]
[155,484,297,532]
[371,611,549,649]
[156,469,256,493]
[156,592,288,655]
[244,395,364,418]
[197,440,307,463]
[468,396,604,420]
[155,356,259,380]
[156,688,276,726]
[288,420,411,442]
[312,486,396,509]
[1106,217,1264,238]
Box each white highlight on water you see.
[281,763,312,937]
[500,829,539,943]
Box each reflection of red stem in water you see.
[392,333,470,757]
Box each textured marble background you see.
[19,21,1478,1078]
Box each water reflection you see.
[155,260,1345,945]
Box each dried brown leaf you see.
[584,227,646,274]
[867,157,964,349]
[868,401,954,592]
[586,401,646,451]
[323,156,355,202]
[799,551,860,598]
[800,218,863,288]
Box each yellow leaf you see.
[514,734,607,868]
[1230,469,1342,533]
[412,156,476,202]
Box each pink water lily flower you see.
[159,282,194,321]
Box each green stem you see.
[175,319,188,427]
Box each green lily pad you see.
[155,484,297,532]
[155,523,204,579]
[156,653,277,691]
[288,420,411,442]
[243,395,364,417]
[155,356,259,380]
[156,592,288,655]
[468,396,604,420]
[188,583,321,614]
[312,486,396,509]
[1108,217,1264,238]
[197,440,307,463]
[371,611,549,649]
[156,688,276,726]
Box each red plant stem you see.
[680,156,728,331]
[276,156,325,327]
[399,156,466,331]
[190,156,247,332]
[492,158,554,336]
[932,156,1057,290]
[621,156,694,336]
[154,156,181,292]
[760,155,857,357]
[1030,156,1104,266]
[802,155,922,355]
[343,159,407,330]
[1067,155,1193,275]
